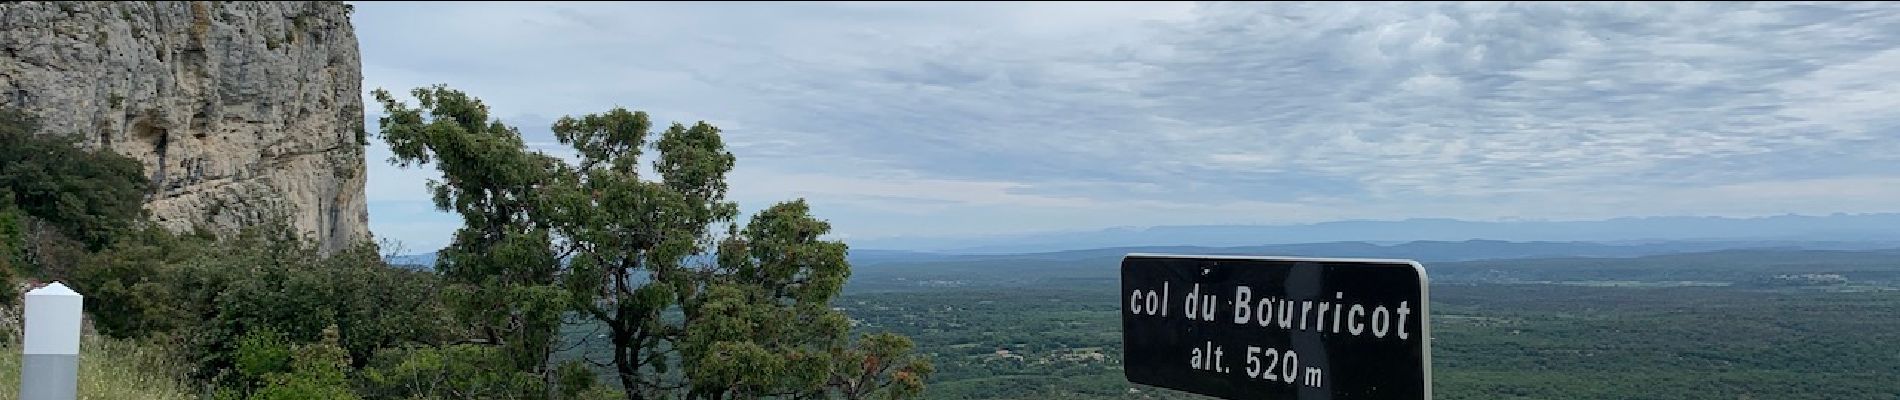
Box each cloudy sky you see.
[353,2,1900,252]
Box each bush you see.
[358,343,547,399]
[0,202,18,306]
[71,225,216,337]
[0,108,149,251]
[219,326,361,400]
[71,220,453,387]
[184,229,452,375]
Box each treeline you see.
[0,85,931,400]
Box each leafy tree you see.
[538,106,741,400]
[373,86,571,392]
[673,201,931,400]
[828,333,933,400]
[375,85,932,400]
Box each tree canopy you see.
[374,85,931,400]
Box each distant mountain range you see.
[387,213,1900,268]
[394,239,1900,270]
[385,253,436,269]
[847,213,1900,254]
[847,239,1900,266]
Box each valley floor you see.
[837,284,1900,400]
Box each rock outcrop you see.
[0,1,368,252]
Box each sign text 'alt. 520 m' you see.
[1121,254,1431,400]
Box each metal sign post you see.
[1121,254,1430,400]
[21,282,82,400]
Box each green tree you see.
[373,85,571,394]
[827,333,933,400]
[538,107,742,400]
[375,85,931,400]
[673,201,930,400]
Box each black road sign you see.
[1121,254,1430,400]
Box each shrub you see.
[358,343,547,399]
[221,326,361,400]
[0,108,149,251]
[72,219,452,387]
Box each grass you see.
[0,335,195,400]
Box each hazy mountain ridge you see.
[850,213,1900,254]
[392,239,1900,272]
[848,239,1900,266]
[842,246,1900,292]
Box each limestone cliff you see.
[0,1,369,252]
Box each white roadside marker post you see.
[21,282,82,400]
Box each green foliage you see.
[556,360,603,399]
[69,219,452,393]
[0,107,461,399]
[72,225,215,337]
[374,86,567,377]
[223,326,362,400]
[358,344,547,399]
[376,85,931,400]
[234,329,296,385]
[0,335,195,400]
[0,107,150,251]
[0,200,19,306]
[830,333,935,400]
[193,229,451,372]
[666,202,938,399]
[0,105,148,306]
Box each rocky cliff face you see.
[0,1,369,252]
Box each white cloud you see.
[1772,48,1900,135]
[351,1,1900,250]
